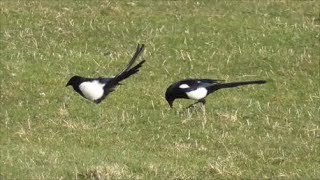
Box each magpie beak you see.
[165,78,266,108]
[66,44,146,103]
[168,99,174,108]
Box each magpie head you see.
[66,76,81,87]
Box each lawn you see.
[1,0,319,179]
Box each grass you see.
[1,0,319,179]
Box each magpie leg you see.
[199,99,206,115]
[186,99,206,109]
[199,99,206,105]
[186,102,198,109]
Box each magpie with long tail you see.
[66,44,145,104]
[165,79,266,108]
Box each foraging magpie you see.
[66,44,145,103]
[165,79,266,108]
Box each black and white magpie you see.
[66,44,145,103]
[165,79,266,108]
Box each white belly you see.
[186,87,208,100]
[79,80,105,101]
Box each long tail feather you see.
[208,80,266,93]
[114,60,146,82]
[114,44,145,78]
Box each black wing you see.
[178,79,223,92]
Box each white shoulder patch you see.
[179,84,190,89]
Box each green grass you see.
[1,0,319,179]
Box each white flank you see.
[186,87,208,100]
[179,84,190,89]
[79,80,105,101]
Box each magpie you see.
[165,79,266,108]
[66,44,145,104]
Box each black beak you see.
[168,100,174,108]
